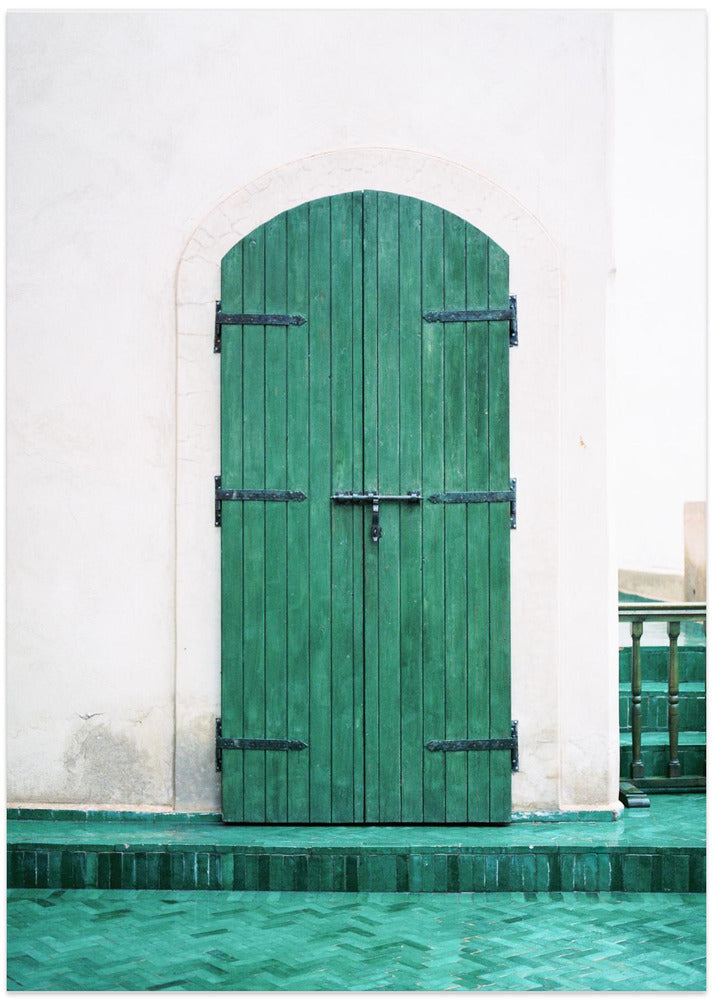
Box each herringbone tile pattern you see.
[7,889,706,991]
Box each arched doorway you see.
[216,190,515,823]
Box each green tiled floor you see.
[7,794,705,850]
[6,889,706,991]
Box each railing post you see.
[667,619,681,778]
[630,620,644,779]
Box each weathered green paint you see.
[219,191,512,823]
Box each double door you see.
[218,191,512,823]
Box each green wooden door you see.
[218,191,512,824]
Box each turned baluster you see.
[667,620,681,778]
[630,620,644,779]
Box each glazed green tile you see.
[395,854,408,892]
[662,853,690,893]
[345,854,359,892]
[305,855,321,892]
[457,855,474,891]
[47,851,62,889]
[86,852,99,889]
[242,854,258,891]
[560,855,576,891]
[133,852,147,890]
[596,855,612,891]
[690,853,706,892]
[535,855,551,891]
[548,855,561,892]
[572,854,597,891]
[609,853,623,892]
[7,889,706,991]
[266,853,283,890]
[195,853,209,890]
[370,854,397,892]
[255,854,269,891]
[484,856,498,891]
[7,794,706,852]
[331,854,346,891]
[623,854,652,892]
[416,855,432,893]
[520,854,537,892]
[497,855,523,891]
[320,853,336,891]
[121,852,135,889]
[11,852,25,889]
[97,853,111,889]
[7,851,18,888]
[169,853,184,890]
[407,854,422,892]
[231,853,245,890]
[293,854,309,891]
[432,855,448,892]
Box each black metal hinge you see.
[425,722,519,772]
[216,719,307,771]
[214,301,306,352]
[428,479,517,529]
[215,476,306,526]
[423,295,518,347]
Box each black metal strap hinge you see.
[425,722,519,772]
[214,301,306,352]
[216,719,307,771]
[424,295,518,347]
[428,479,517,529]
[215,476,306,526]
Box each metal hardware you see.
[428,479,517,529]
[423,295,518,347]
[215,476,306,526]
[214,301,307,352]
[425,721,519,772]
[332,491,422,542]
[216,719,307,771]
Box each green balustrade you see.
[619,603,706,800]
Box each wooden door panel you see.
[219,191,511,824]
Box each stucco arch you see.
[174,147,563,813]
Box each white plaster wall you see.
[7,11,617,813]
[612,12,707,575]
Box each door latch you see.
[331,492,422,542]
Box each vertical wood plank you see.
[362,189,380,821]
[465,226,491,822]
[421,200,446,822]
[308,196,333,822]
[375,191,402,821]
[487,241,512,822]
[263,212,288,822]
[241,224,267,822]
[443,211,468,822]
[285,204,311,822]
[330,193,358,822]
[351,192,365,822]
[398,195,424,822]
[219,241,244,821]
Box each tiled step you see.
[619,646,706,685]
[619,683,706,732]
[620,731,706,780]
[6,797,706,894]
